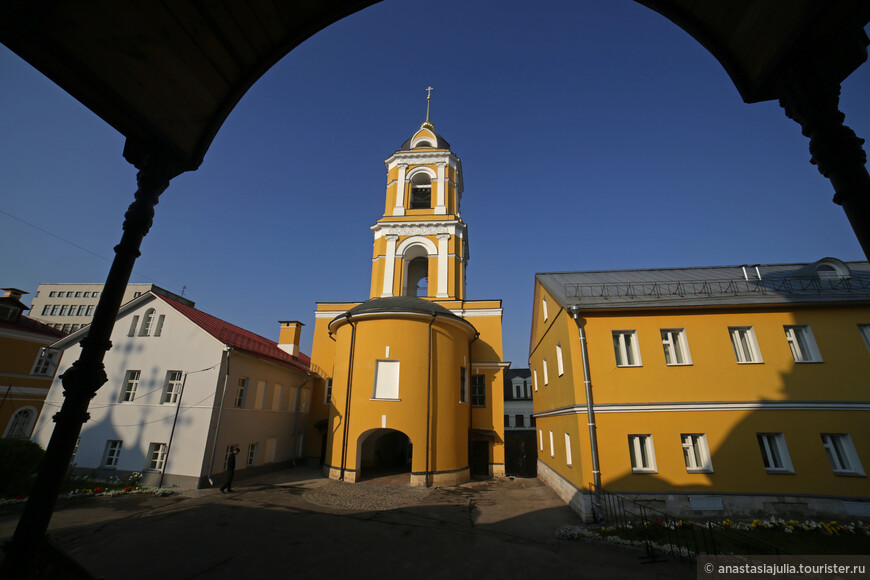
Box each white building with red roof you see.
[31,290,314,489]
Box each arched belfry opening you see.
[358,428,412,482]
[408,171,432,210]
[401,243,432,297]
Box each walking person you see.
[220,447,240,493]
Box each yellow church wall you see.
[535,414,588,490]
[0,332,57,438]
[530,307,583,415]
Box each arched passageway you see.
[357,428,412,482]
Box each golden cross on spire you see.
[422,86,435,130]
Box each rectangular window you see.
[515,414,524,427]
[628,434,657,472]
[41,305,51,315]
[325,378,333,404]
[272,384,283,410]
[821,434,864,475]
[288,386,298,411]
[533,370,538,391]
[128,315,140,337]
[93,292,99,298]
[471,374,486,407]
[613,331,641,367]
[235,377,248,408]
[59,305,68,316]
[504,415,510,427]
[140,309,155,336]
[70,324,79,332]
[539,429,544,451]
[859,324,870,353]
[50,305,59,315]
[86,305,94,316]
[730,327,762,363]
[247,442,259,467]
[75,291,82,297]
[154,315,165,337]
[32,349,58,375]
[49,291,57,297]
[77,305,87,316]
[784,325,822,362]
[681,433,712,472]
[556,343,564,376]
[66,291,74,297]
[565,433,573,467]
[373,360,400,399]
[543,359,549,385]
[459,367,468,403]
[120,370,141,402]
[255,380,267,409]
[83,292,90,297]
[530,415,536,427]
[549,430,554,457]
[61,324,70,333]
[661,329,692,365]
[147,443,167,471]
[103,440,122,467]
[67,305,77,316]
[756,433,793,473]
[542,297,548,322]
[162,371,183,404]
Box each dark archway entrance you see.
[358,428,412,482]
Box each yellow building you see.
[307,104,507,486]
[530,259,870,520]
[0,288,64,439]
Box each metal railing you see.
[564,275,870,302]
[590,484,788,564]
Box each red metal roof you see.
[156,294,312,375]
[0,316,66,339]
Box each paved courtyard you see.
[0,467,691,579]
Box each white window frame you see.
[32,349,58,375]
[661,328,692,366]
[613,331,642,367]
[247,442,259,467]
[154,314,165,337]
[730,327,763,364]
[471,373,486,407]
[821,434,865,476]
[235,377,248,408]
[549,430,554,458]
[756,433,794,473]
[543,359,549,385]
[325,378,333,404]
[103,440,123,467]
[628,434,657,473]
[539,429,544,451]
[556,343,564,376]
[162,371,183,404]
[120,370,141,402]
[784,325,822,363]
[4,407,37,439]
[127,315,139,337]
[681,433,713,473]
[542,297,548,322]
[859,324,870,353]
[564,433,573,467]
[139,308,155,336]
[533,369,538,391]
[147,442,167,471]
[373,360,400,400]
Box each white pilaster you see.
[393,164,407,216]
[437,233,450,297]
[382,235,399,297]
[435,162,447,215]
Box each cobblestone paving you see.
[300,479,434,511]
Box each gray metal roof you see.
[537,258,870,311]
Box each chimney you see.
[3,288,27,301]
[278,321,304,357]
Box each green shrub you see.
[0,438,45,496]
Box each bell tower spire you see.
[369,93,468,301]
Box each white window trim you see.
[539,429,544,452]
[120,370,140,403]
[533,369,538,391]
[542,297,548,322]
[784,325,822,363]
[235,377,248,408]
[543,359,549,386]
[613,330,642,367]
[628,434,657,473]
[146,442,167,471]
[103,440,123,468]
[730,327,763,364]
[549,430,554,458]
[564,433,573,467]
[681,433,713,473]
[556,343,564,376]
[162,371,183,404]
[757,433,794,473]
[661,328,692,366]
[372,359,401,400]
[821,433,865,476]
[3,406,37,438]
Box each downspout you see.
[567,307,602,516]
[424,314,436,487]
[339,317,357,481]
[467,332,479,473]
[159,370,189,489]
[207,346,232,486]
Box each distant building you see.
[28,283,191,333]
[531,258,870,521]
[32,291,314,488]
[503,369,536,477]
[0,288,64,439]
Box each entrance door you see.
[470,440,490,478]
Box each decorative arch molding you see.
[396,235,438,257]
[405,166,437,180]
[4,406,38,439]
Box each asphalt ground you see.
[0,466,692,579]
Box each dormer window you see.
[817,263,848,281]
[409,173,431,209]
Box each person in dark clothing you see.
[220,447,240,493]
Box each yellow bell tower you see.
[370,88,467,300]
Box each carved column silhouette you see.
[1,158,172,578]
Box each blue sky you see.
[1,1,868,366]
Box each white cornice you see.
[385,151,458,170]
[371,221,466,239]
[471,361,510,369]
[534,400,870,418]
[450,308,503,317]
[315,310,348,319]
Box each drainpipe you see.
[467,332,479,474]
[339,317,357,481]
[567,306,602,517]
[207,346,232,486]
[424,314,436,487]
